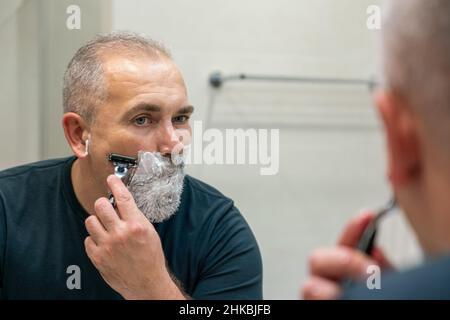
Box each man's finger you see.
[309,246,376,282]
[338,211,375,247]
[85,215,107,244]
[94,197,121,230]
[302,276,341,300]
[107,174,140,221]
[84,236,99,263]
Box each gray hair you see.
[381,0,450,143]
[63,31,171,124]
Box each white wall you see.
[0,0,111,170]
[38,0,111,159]
[0,0,40,169]
[112,0,381,123]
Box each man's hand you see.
[84,175,185,300]
[301,211,391,300]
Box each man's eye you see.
[173,115,189,123]
[134,117,150,126]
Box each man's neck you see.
[71,158,106,215]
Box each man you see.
[302,0,450,299]
[0,32,262,299]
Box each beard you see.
[127,151,185,223]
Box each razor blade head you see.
[108,153,138,166]
[107,153,138,179]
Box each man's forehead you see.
[95,54,189,115]
[101,55,187,100]
[102,55,179,82]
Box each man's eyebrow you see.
[122,104,194,120]
[123,103,161,119]
[176,105,195,114]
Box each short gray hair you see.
[63,31,171,124]
[381,0,450,143]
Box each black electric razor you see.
[341,196,397,290]
[107,153,138,208]
[355,196,397,255]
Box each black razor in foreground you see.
[341,196,397,290]
[107,153,138,207]
[356,196,397,255]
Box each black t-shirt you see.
[0,157,262,299]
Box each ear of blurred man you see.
[374,90,440,253]
[375,90,422,189]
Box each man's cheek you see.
[102,142,139,158]
[107,136,154,157]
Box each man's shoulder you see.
[172,175,242,227]
[0,157,73,181]
[0,157,74,200]
[183,175,233,203]
[342,254,450,299]
[182,175,241,216]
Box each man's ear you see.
[62,112,90,158]
[375,90,422,188]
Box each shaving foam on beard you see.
[127,151,186,223]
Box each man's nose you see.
[156,122,182,157]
